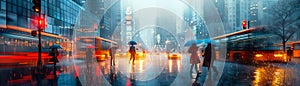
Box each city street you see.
[1,53,300,86]
[1,0,300,86]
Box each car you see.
[135,49,146,59]
[167,49,181,59]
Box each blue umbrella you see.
[128,41,137,45]
[184,40,197,47]
[184,39,218,47]
[49,44,62,49]
[197,39,219,46]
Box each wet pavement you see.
[0,54,300,86]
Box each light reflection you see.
[177,60,181,72]
[129,64,133,73]
[139,60,144,73]
[252,67,296,86]
[169,60,172,73]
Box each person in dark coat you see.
[109,45,118,66]
[202,43,218,73]
[287,47,293,61]
[50,48,59,63]
[128,45,136,65]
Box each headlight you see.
[255,54,263,57]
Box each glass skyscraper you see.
[0,0,82,38]
[0,0,83,52]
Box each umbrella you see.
[199,39,218,45]
[184,39,218,47]
[128,41,137,45]
[184,40,197,47]
[49,44,62,49]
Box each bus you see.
[213,28,289,62]
[0,25,67,58]
[76,36,117,60]
[283,41,300,58]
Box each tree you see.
[266,0,300,52]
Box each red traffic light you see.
[242,20,247,29]
[37,17,47,29]
[32,0,41,13]
[31,15,47,29]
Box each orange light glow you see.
[34,8,40,12]
[255,54,263,57]
[168,60,172,72]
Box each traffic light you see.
[32,0,41,13]
[31,30,37,37]
[37,17,47,29]
[242,20,247,29]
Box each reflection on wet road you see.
[0,54,300,86]
[99,54,181,86]
[219,61,300,86]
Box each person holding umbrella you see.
[128,41,137,65]
[188,43,201,74]
[49,43,62,63]
[202,43,218,74]
[48,43,62,81]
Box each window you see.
[1,1,6,10]
[7,3,11,11]
[12,5,17,13]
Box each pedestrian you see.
[86,47,93,63]
[202,43,218,74]
[49,43,62,64]
[188,43,201,74]
[128,45,136,65]
[50,48,59,63]
[287,47,293,61]
[109,45,118,66]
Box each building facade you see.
[0,0,83,52]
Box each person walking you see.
[202,43,218,74]
[109,45,118,66]
[50,48,59,63]
[188,43,201,74]
[128,45,136,65]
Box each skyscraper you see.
[0,0,83,52]
[225,0,249,32]
[99,0,121,40]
